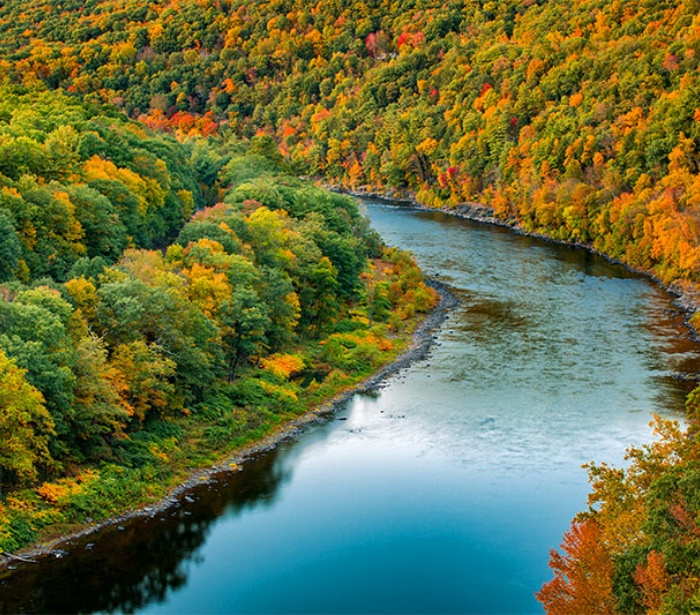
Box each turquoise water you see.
[2,201,698,614]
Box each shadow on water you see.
[0,449,291,614]
[412,209,638,281]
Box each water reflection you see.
[0,451,293,613]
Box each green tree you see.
[0,348,55,499]
[0,288,76,445]
[0,211,20,282]
[305,256,339,337]
[220,286,270,382]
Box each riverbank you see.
[0,279,457,571]
[332,183,700,342]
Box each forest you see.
[1,0,700,611]
[0,86,436,555]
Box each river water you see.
[2,201,699,614]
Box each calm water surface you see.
[2,201,699,614]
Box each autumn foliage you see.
[536,520,615,614]
[1,0,698,293]
[2,0,700,596]
[538,412,700,612]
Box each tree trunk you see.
[228,333,243,383]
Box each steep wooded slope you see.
[3,0,700,286]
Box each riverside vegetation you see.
[1,0,700,610]
[0,87,437,556]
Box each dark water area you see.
[2,201,700,614]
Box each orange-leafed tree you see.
[536,519,616,614]
[633,550,671,613]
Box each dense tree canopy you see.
[0,88,202,282]
[3,0,700,288]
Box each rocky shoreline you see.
[0,279,458,571]
[333,184,700,340]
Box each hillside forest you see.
[1,0,700,610]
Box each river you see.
[1,200,699,614]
